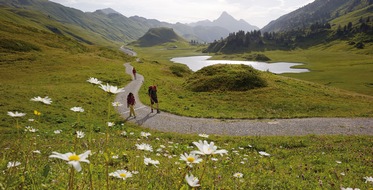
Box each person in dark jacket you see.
[148,85,160,113]
[127,92,136,118]
[132,67,137,80]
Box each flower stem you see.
[68,167,75,190]
[199,155,210,185]
[177,166,190,189]
[105,97,111,190]
[89,163,94,190]
[16,119,20,144]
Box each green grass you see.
[0,47,133,130]
[207,40,373,96]
[0,17,134,131]
[1,124,372,189]
[131,44,373,119]
[259,42,373,96]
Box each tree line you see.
[203,16,372,53]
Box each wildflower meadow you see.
[1,77,372,190]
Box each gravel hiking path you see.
[115,63,373,136]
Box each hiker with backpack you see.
[148,85,160,113]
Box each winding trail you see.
[115,63,373,136]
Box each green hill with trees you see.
[261,0,372,33]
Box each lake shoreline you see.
[171,55,309,74]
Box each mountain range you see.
[101,9,259,43]
[0,0,259,43]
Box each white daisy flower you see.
[109,169,133,180]
[191,140,228,156]
[179,153,202,167]
[7,111,26,117]
[70,107,84,112]
[87,77,102,85]
[49,150,91,172]
[185,173,200,187]
[7,161,21,168]
[233,172,244,178]
[258,151,271,157]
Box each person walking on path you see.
[132,67,137,80]
[127,92,136,118]
[148,85,160,113]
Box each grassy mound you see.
[184,64,267,92]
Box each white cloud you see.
[49,0,315,28]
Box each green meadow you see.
[132,42,373,119]
[1,12,373,190]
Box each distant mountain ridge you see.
[97,8,121,15]
[190,11,259,33]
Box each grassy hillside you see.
[0,11,134,131]
[0,7,116,46]
[331,4,373,28]
[0,0,145,43]
[261,0,372,32]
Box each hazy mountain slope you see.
[190,11,259,32]
[262,0,372,32]
[0,7,114,46]
[192,25,230,43]
[0,0,150,43]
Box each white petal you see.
[68,161,82,172]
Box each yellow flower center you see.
[120,173,126,178]
[187,157,195,162]
[68,155,80,161]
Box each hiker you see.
[132,67,137,80]
[148,85,160,113]
[127,92,136,118]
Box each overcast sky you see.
[49,0,315,28]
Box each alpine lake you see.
[171,55,309,74]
